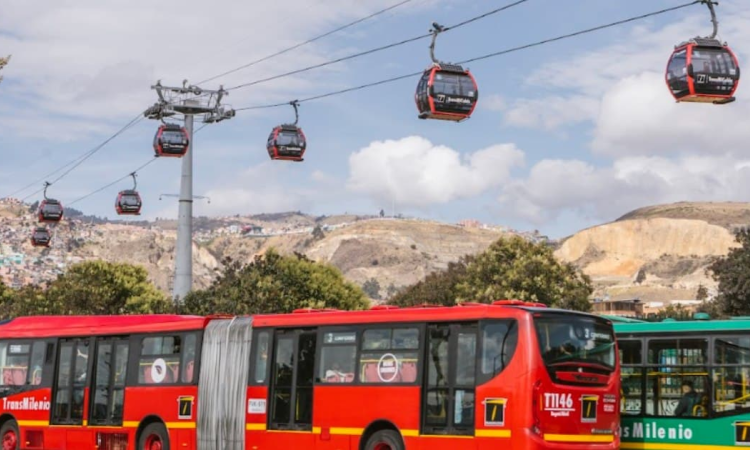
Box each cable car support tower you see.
[144,81,235,302]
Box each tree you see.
[389,258,471,307]
[362,278,382,300]
[181,249,369,315]
[0,261,170,318]
[709,228,750,316]
[45,261,171,315]
[311,225,325,241]
[456,236,593,311]
[696,284,709,301]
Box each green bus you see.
[612,314,750,450]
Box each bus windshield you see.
[534,313,616,370]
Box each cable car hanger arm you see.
[701,0,719,39]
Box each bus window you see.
[714,337,750,415]
[181,333,197,383]
[28,341,45,385]
[479,320,518,384]
[0,342,32,386]
[647,339,708,417]
[619,340,643,416]
[139,335,181,384]
[252,331,270,384]
[318,330,356,383]
[360,327,419,383]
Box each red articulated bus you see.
[244,301,621,450]
[0,315,212,450]
[0,302,619,450]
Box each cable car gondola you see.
[38,182,64,223]
[30,227,51,248]
[115,173,142,215]
[666,1,740,104]
[267,101,306,162]
[415,23,479,122]
[153,123,190,157]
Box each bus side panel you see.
[315,386,421,449]
[0,388,55,448]
[246,385,269,448]
[123,386,198,447]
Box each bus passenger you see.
[674,380,699,417]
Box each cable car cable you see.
[226,0,529,92]
[236,0,701,111]
[1,113,144,200]
[67,157,158,207]
[196,0,417,86]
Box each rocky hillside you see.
[0,200,509,299]
[555,202,747,302]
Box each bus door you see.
[268,328,317,447]
[422,323,478,438]
[89,337,129,448]
[50,338,92,448]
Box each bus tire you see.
[0,419,19,450]
[138,422,170,450]
[364,429,404,450]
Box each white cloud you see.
[347,136,524,207]
[503,95,599,131]
[0,0,415,129]
[481,94,507,111]
[501,0,750,142]
[500,155,750,224]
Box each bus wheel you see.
[364,430,403,450]
[0,420,19,450]
[139,423,170,450]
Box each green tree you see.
[45,261,171,315]
[311,225,325,241]
[389,258,472,307]
[696,284,709,301]
[362,278,382,300]
[709,228,750,316]
[652,304,692,321]
[182,249,369,315]
[456,236,593,311]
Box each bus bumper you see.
[522,428,619,450]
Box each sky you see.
[1,0,749,239]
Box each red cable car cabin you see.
[266,125,306,161]
[666,37,740,104]
[37,199,63,223]
[245,302,620,450]
[115,189,142,215]
[153,123,190,157]
[30,227,51,247]
[415,63,479,121]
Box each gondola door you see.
[268,328,317,448]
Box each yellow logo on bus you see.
[734,421,750,445]
[178,396,194,419]
[483,398,508,427]
[581,395,598,423]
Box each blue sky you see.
[1,0,750,238]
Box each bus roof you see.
[0,315,210,338]
[251,303,605,328]
[614,318,750,335]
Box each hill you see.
[556,202,748,302]
[0,199,512,299]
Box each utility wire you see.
[197,0,417,85]
[3,113,144,201]
[226,0,529,92]
[67,157,158,206]
[236,1,700,111]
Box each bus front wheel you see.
[364,430,404,450]
[0,420,19,450]
[139,423,170,450]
